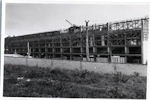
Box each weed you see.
[3,64,146,99]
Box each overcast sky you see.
[5,3,149,37]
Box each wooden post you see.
[85,20,90,61]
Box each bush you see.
[113,72,131,83]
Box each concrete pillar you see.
[85,20,90,61]
[52,38,55,58]
[141,18,149,64]
[124,31,128,63]
[79,30,83,60]
[107,23,112,62]
[101,35,105,46]
[92,32,96,61]
[60,36,63,59]
[69,36,72,60]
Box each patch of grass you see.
[3,64,147,98]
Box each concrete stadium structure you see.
[5,17,149,64]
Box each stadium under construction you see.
[5,17,149,64]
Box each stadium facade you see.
[5,17,149,64]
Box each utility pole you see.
[85,20,90,61]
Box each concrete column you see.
[107,23,112,62]
[141,18,149,64]
[101,35,105,46]
[85,20,90,61]
[124,32,128,63]
[52,38,55,58]
[92,32,96,61]
[69,36,72,60]
[80,32,83,60]
[60,36,63,59]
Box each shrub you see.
[113,72,130,83]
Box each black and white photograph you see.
[2,1,150,99]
